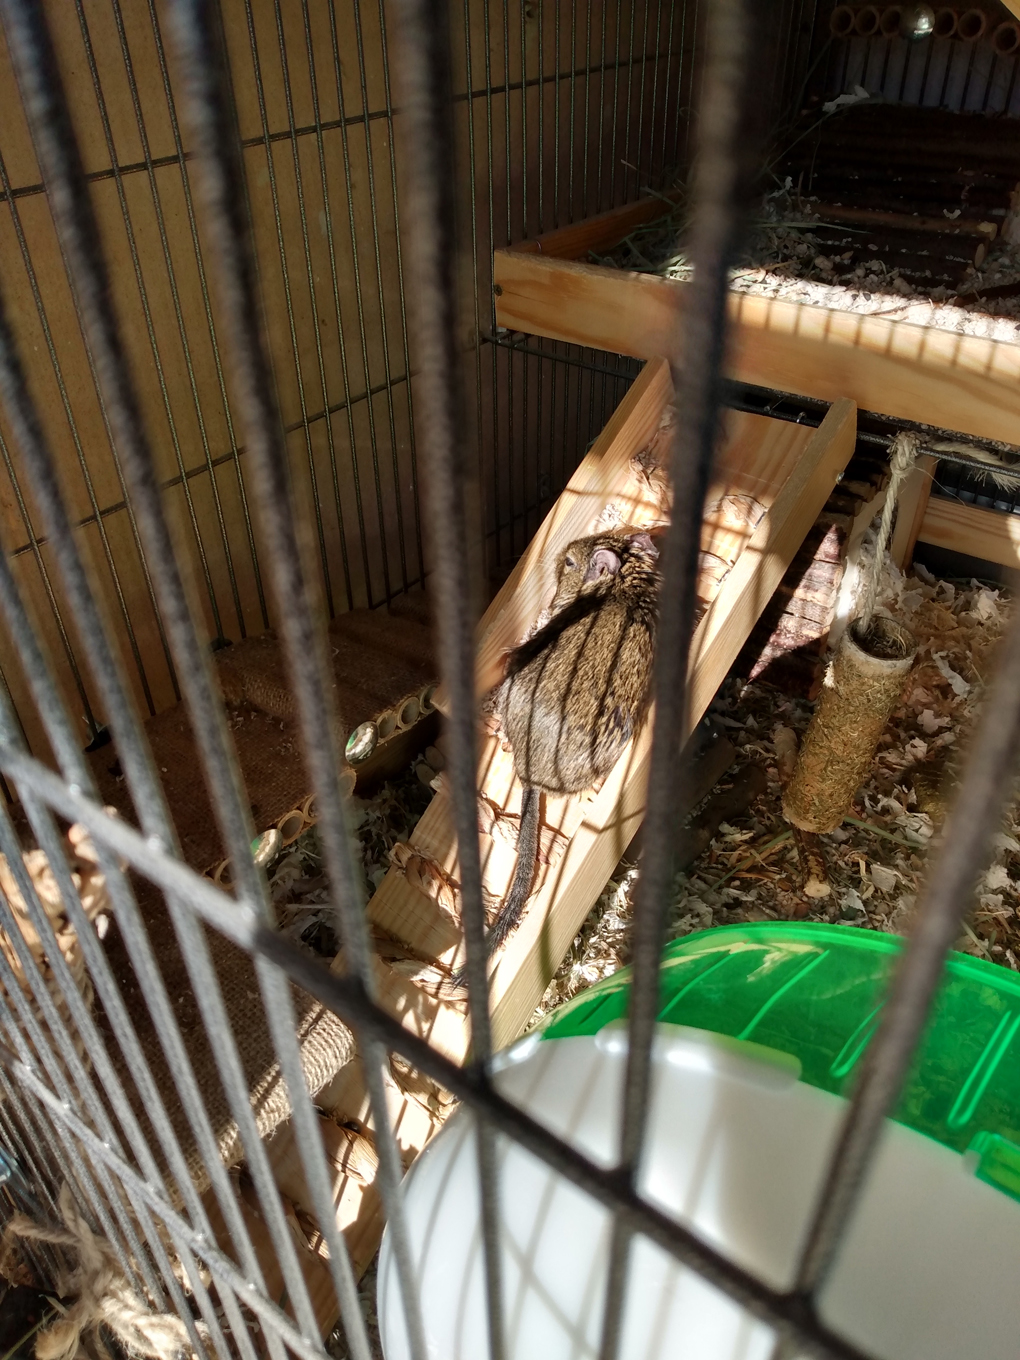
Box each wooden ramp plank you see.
[493,247,1020,446]
[367,360,857,1055]
[299,370,857,1303]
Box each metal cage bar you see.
[0,3,1013,1360]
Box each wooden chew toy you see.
[246,361,859,1338]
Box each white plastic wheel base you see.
[378,1024,1020,1359]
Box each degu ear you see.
[627,531,659,558]
[583,546,621,582]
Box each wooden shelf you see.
[918,495,1020,570]
[493,197,1020,446]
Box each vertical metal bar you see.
[621,0,638,198]
[162,5,425,1357]
[520,0,532,542]
[0,850,228,1360]
[296,0,356,613]
[0,916,157,1299]
[582,0,593,215]
[1002,51,1020,118]
[795,605,1020,1295]
[374,0,428,589]
[482,0,502,576]
[0,1085,148,1312]
[464,0,489,530]
[567,0,578,216]
[647,0,667,181]
[238,0,336,617]
[634,0,653,187]
[270,0,355,613]
[73,0,228,644]
[665,0,686,168]
[552,0,562,224]
[0,423,99,741]
[320,0,385,607]
[596,0,609,210]
[609,0,624,202]
[0,1070,66,1233]
[520,0,529,235]
[937,35,955,107]
[108,0,249,640]
[534,0,547,535]
[0,537,282,1360]
[598,2,752,1354]
[0,143,167,721]
[677,0,699,169]
[144,0,270,632]
[384,0,505,1356]
[348,0,411,598]
[502,0,516,557]
[537,0,546,229]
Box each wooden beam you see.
[917,495,1020,570]
[492,248,1020,446]
[512,191,682,259]
[890,454,938,569]
[199,1173,338,1342]
[266,1115,385,1285]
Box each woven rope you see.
[857,430,921,633]
[3,1183,200,1360]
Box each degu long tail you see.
[486,785,540,957]
[450,787,540,991]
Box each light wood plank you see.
[891,454,938,569]
[367,364,857,1055]
[266,1115,384,1282]
[917,496,1020,570]
[466,354,674,705]
[486,397,858,1045]
[199,1173,338,1341]
[511,191,682,259]
[492,248,1020,446]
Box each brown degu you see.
[485,528,660,958]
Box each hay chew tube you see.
[783,617,917,832]
[784,434,920,835]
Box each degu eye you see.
[565,556,575,568]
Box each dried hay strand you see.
[2,1184,200,1360]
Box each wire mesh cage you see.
[1,2,1019,1360]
